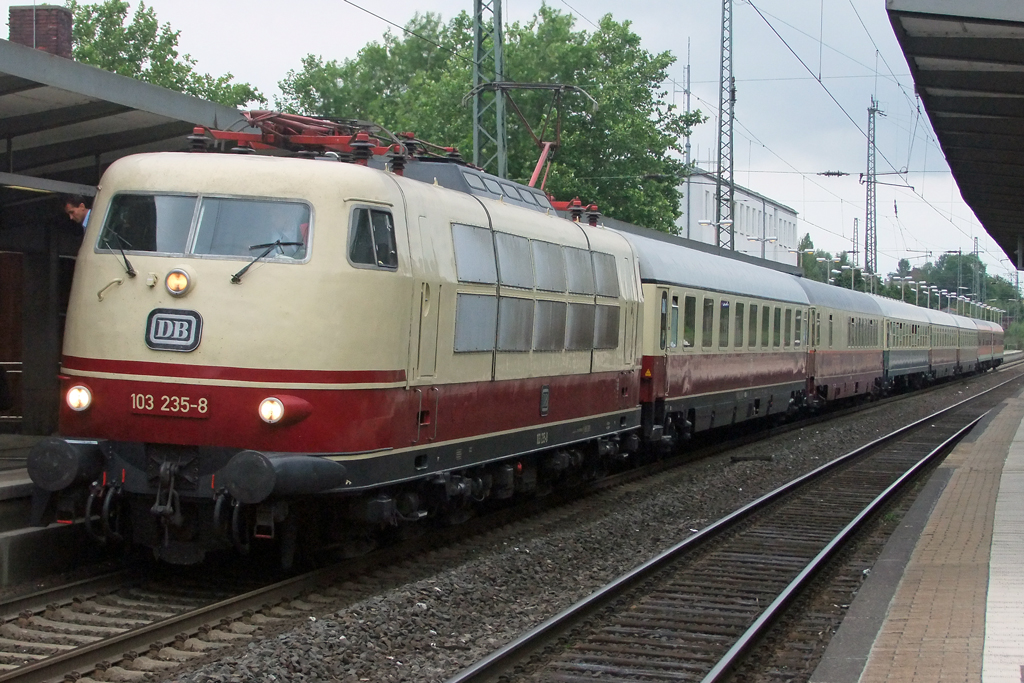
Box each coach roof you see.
[793,277,883,316]
[621,231,809,304]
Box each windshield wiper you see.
[230,240,303,284]
[102,230,137,278]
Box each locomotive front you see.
[27,153,413,564]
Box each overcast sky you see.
[9,0,1013,285]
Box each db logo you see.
[145,309,203,352]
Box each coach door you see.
[806,307,817,379]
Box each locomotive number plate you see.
[130,392,210,419]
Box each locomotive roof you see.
[621,231,810,303]
[793,278,883,316]
[370,158,553,213]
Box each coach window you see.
[748,304,758,347]
[828,314,833,348]
[660,292,668,351]
[734,302,745,348]
[761,306,771,347]
[773,308,782,347]
[683,296,696,347]
[794,310,803,346]
[719,300,731,348]
[702,298,715,348]
[452,223,496,284]
[784,309,793,347]
[670,296,680,348]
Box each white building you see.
[676,169,800,267]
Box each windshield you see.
[97,194,310,261]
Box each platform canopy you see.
[0,37,251,197]
[888,0,1024,267]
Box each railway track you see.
[0,365,1018,683]
[443,372,1023,683]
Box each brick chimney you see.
[8,5,73,59]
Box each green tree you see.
[66,0,264,107]
[277,7,703,231]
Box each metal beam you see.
[925,96,1024,118]
[901,37,1024,65]
[6,121,192,174]
[0,100,132,138]
[0,40,249,131]
[915,70,1024,95]
[0,172,95,195]
[0,74,44,97]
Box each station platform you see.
[812,386,1024,683]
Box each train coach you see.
[25,146,1002,566]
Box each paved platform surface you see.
[813,387,1024,682]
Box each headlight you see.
[66,385,92,412]
[165,269,191,296]
[259,397,284,424]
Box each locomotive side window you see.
[534,301,567,351]
[497,297,534,351]
[195,198,310,260]
[564,247,596,295]
[533,241,566,292]
[683,296,696,347]
[592,252,619,297]
[594,305,620,349]
[701,298,714,348]
[452,223,497,284]
[566,303,596,350]
[99,194,197,255]
[495,233,534,288]
[454,293,498,352]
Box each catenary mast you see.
[715,0,736,250]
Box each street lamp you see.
[939,289,948,312]
[929,285,938,310]
[841,264,860,291]
[899,276,915,302]
[746,234,778,260]
[698,218,734,249]
[830,268,842,285]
